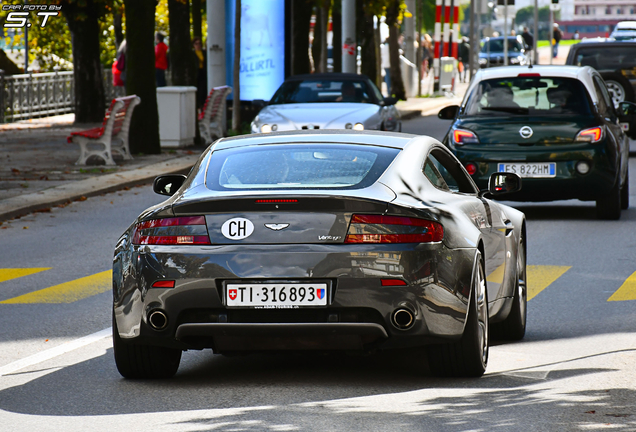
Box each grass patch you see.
[537,39,580,48]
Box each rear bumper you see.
[113,242,476,352]
[452,142,619,201]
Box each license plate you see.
[225,282,328,308]
[498,162,556,178]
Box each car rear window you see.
[463,77,593,116]
[205,143,400,191]
[572,46,636,69]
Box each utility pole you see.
[503,0,508,66]
[533,0,538,64]
[549,7,553,65]
[342,0,356,73]
[469,0,475,80]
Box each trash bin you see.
[156,86,197,148]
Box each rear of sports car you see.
[112,137,478,378]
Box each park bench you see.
[199,85,232,145]
[68,95,141,166]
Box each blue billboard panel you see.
[225,0,285,101]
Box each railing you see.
[0,69,118,123]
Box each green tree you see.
[386,0,406,100]
[124,0,161,154]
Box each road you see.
[0,115,635,431]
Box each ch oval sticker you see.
[221,218,254,240]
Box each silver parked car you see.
[112,131,527,379]
[250,73,402,133]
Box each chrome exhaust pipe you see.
[391,308,415,330]
[148,310,168,330]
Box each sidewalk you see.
[0,115,201,222]
[0,91,463,223]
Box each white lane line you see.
[0,327,111,377]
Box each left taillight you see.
[344,214,444,244]
[451,128,479,146]
[576,126,604,143]
[132,216,211,245]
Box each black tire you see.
[427,255,489,378]
[602,73,635,108]
[596,177,622,220]
[621,170,629,210]
[112,314,181,379]
[491,232,527,341]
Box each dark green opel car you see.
[439,65,635,220]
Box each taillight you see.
[451,128,479,145]
[576,126,604,143]
[344,214,444,244]
[132,216,211,245]
[465,162,478,175]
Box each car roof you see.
[286,73,372,82]
[573,39,636,47]
[464,65,599,104]
[615,21,636,30]
[213,130,419,151]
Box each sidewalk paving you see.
[0,91,463,223]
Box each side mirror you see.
[153,174,187,196]
[438,105,459,120]
[382,96,399,106]
[485,172,522,197]
[253,99,267,109]
[617,101,636,139]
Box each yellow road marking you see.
[608,271,636,301]
[527,265,571,301]
[487,263,505,285]
[0,268,51,284]
[0,270,112,304]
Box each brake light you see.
[152,280,176,288]
[576,126,604,143]
[465,162,478,175]
[132,216,211,245]
[517,73,541,77]
[452,128,479,145]
[344,214,444,243]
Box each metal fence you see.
[0,69,118,123]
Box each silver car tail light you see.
[132,216,211,245]
[344,214,444,244]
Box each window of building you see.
[606,6,612,14]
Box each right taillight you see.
[576,126,604,143]
[451,128,479,146]
[132,216,211,245]
[344,214,444,244]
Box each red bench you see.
[199,86,232,144]
[68,95,141,165]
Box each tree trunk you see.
[232,0,241,131]
[332,0,342,73]
[386,1,406,100]
[113,10,124,49]
[63,0,106,123]
[191,0,203,40]
[292,0,313,75]
[357,0,376,81]
[169,0,196,86]
[124,0,161,154]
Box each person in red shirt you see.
[155,32,169,87]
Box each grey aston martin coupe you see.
[112,130,527,379]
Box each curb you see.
[0,155,199,222]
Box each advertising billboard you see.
[225,0,285,101]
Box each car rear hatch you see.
[457,116,597,147]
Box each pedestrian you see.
[458,37,470,83]
[112,56,125,96]
[155,32,169,88]
[381,39,391,96]
[193,37,207,110]
[521,27,534,60]
[115,39,127,87]
[573,30,580,40]
[553,23,562,58]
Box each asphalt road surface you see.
[0,115,635,431]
